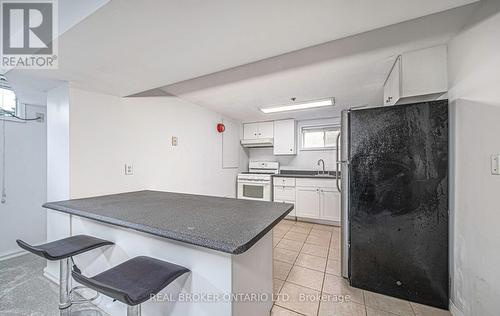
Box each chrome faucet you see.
[317,159,325,175]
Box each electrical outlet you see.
[492,155,500,175]
[125,164,134,175]
[35,113,44,123]
[172,136,178,146]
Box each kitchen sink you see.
[314,173,335,178]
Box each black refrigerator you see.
[337,100,449,309]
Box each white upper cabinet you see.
[384,45,447,106]
[273,119,296,155]
[383,56,401,106]
[258,121,274,139]
[242,121,274,139]
[243,123,259,139]
[401,45,448,97]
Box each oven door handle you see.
[238,180,270,185]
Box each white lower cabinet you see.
[295,187,320,219]
[273,177,296,218]
[274,185,295,201]
[273,177,340,223]
[294,178,340,223]
[319,188,340,222]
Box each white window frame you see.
[0,75,19,119]
[300,124,340,151]
[0,102,27,123]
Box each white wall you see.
[0,105,47,258]
[45,83,72,278]
[248,118,338,171]
[68,88,244,199]
[47,84,70,202]
[448,1,500,315]
[43,86,245,279]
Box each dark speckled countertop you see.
[273,170,338,179]
[43,190,293,255]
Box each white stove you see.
[237,161,279,201]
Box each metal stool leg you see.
[59,258,72,315]
[127,305,141,316]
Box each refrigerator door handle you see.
[340,110,350,279]
[336,162,341,191]
[336,132,341,161]
[336,132,342,192]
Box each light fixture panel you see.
[260,98,335,114]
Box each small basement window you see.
[301,125,340,150]
[0,75,17,116]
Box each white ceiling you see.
[6,0,478,105]
[153,4,478,121]
[58,0,110,37]
[3,0,109,104]
[2,0,108,57]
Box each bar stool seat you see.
[72,256,189,315]
[72,256,190,307]
[17,235,114,260]
[17,235,114,315]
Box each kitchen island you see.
[43,190,293,316]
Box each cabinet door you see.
[295,187,320,219]
[320,188,340,222]
[274,186,295,201]
[401,45,447,97]
[273,119,296,155]
[258,121,274,139]
[384,57,401,106]
[243,123,259,139]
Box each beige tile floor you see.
[271,219,451,316]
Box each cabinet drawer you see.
[295,178,336,189]
[273,177,296,187]
[274,186,295,201]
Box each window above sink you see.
[301,125,340,151]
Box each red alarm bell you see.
[217,123,225,133]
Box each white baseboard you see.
[295,216,340,226]
[43,267,59,285]
[0,239,48,262]
[1,247,59,286]
[450,300,464,316]
[0,249,27,261]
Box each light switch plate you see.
[172,136,178,146]
[491,155,500,175]
[125,164,133,175]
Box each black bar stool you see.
[72,256,190,316]
[17,235,114,315]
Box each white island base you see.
[44,215,273,316]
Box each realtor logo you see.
[1,0,58,69]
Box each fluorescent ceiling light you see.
[260,98,335,114]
